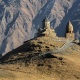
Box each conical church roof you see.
[45,17,49,22]
[67,21,73,33]
[68,21,73,27]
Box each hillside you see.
[0,52,80,80]
[0,33,80,80]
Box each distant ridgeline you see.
[35,17,79,43]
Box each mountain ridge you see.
[0,0,80,55]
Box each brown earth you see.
[0,36,80,80]
[0,51,80,80]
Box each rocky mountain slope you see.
[0,0,80,55]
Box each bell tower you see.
[66,21,75,41]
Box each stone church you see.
[36,18,75,41]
